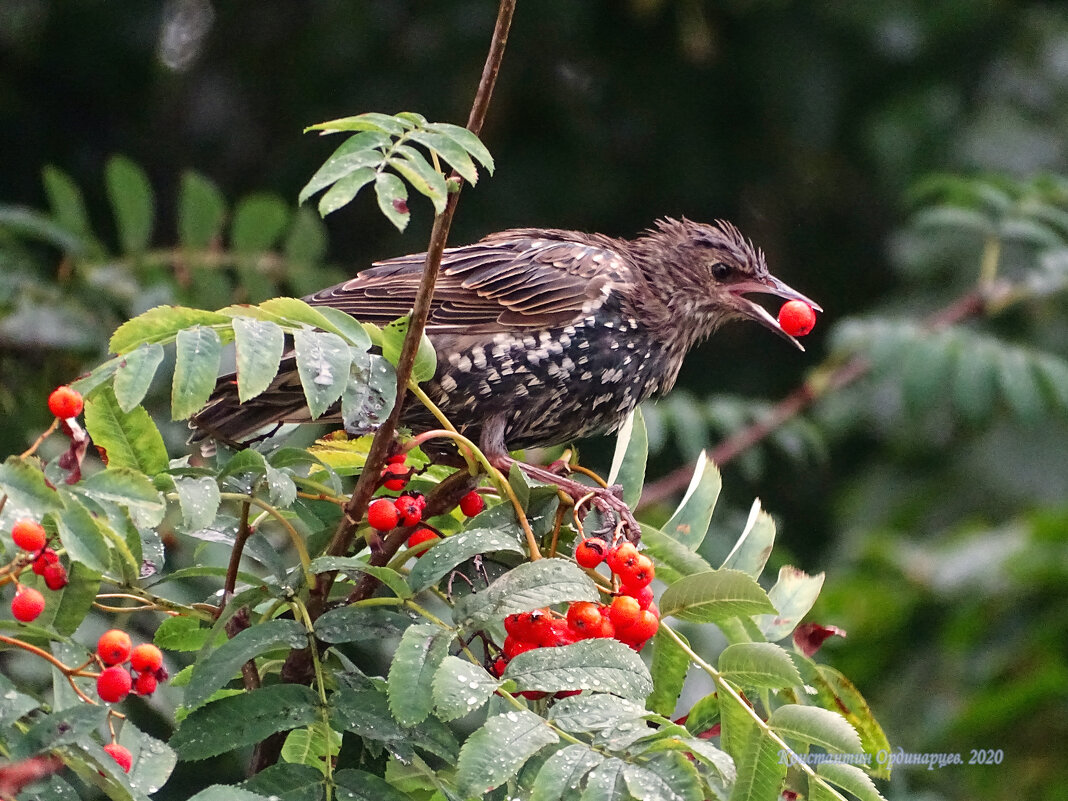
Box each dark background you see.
[2,2,1067,799]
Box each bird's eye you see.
[709,262,732,281]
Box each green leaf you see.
[188,787,275,801]
[663,452,721,549]
[453,558,600,629]
[647,627,691,717]
[155,615,211,652]
[185,619,310,711]
[172,475,222,531]
[51,503,111,574]
[105,155,154,253]
[42,165,97,253]
[389,146,447,214]
[455,709,558,798]
[816,762,887,801]
[307,305,373,350]
[607,407,648,508]
[997,346,1045,422]
[380,314,437,383]
[623,752,704,801]
[306,112,408,136]
[318,166,377,217]
[110,305,232,354]
[84,383,168,474]
[0,675,40,729]
[407,526,524,592]
[342,352,397,435]
[242,763,324,801]
[659,570,776,623]
[293,329,352,419]
[0,456,63,517]
[720,499,775,579]
[117,721,178,797]
[580,757,629,799]
[754,566,825,642]
[795,658,891,779]
[768,705,863,754]
[387,624,453,726]
[314,606,413,643]
[548,693,649,734]
[172,685,321,760]
[13,703,109,759]
[334,768,412,801]
[232,193,289,252]
[730,728,786,801]
[281,724,341,777]
[951,335,998,425]
[233,317,286,402]
[78,468,165,516]
[307,556,411,599]
[432,655,501,721]
[375,171,410,231]
[171,325,223,420]
[111,342,166,411]
[50,562,101,637]
[530,744,604,801]
[718,642,802,689]
[505,638,654,700]
[640,524,714,585]
[299,131,393,204]
[406,129,480,185]
[179,171,227,249]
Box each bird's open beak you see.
[726,276,822,351]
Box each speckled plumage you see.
[189,218,817,460]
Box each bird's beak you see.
[726,276,822,351]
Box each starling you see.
[191,218,817,519]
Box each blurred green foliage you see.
[2,3,1068,800]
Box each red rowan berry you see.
[97,629,132,666]
[129,643,164,674]
[459,491,485,517]
[566,601,604,638]
[502,636,538,660]
[48,385,84,419]
[367,498,400,531]
[96,666,132,703]
[42,562,68,591]
[609,594,641,630]
[406,527,439,555]
[618,554,655,590]
[574,537,607,569]
[103,742,133,773]
[778,300,817,337]
[617,609,659,646]
[381,462,409,491]
[11,586,45,622]
[11,519,47,552]
[133,672,158,696]
[605,542,639,575]
[394,494,422,526]
[31,548,59,575]
[620,583,655,610]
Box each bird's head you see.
[635,217,820,350]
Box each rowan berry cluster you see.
[95,630,168,708]
[7,519,69,623]
[491,541,661,696]
[370,452,486,556]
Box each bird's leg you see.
[480,416,642,543]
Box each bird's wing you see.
[305,229,635,331]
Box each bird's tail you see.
[188,356,320,448]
